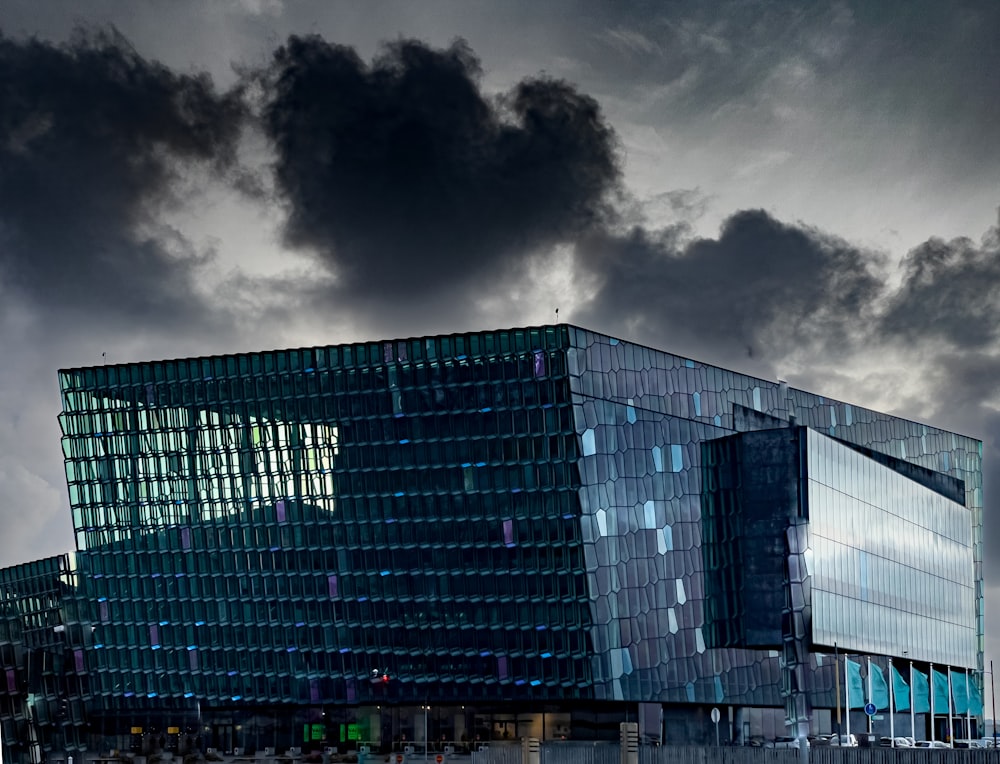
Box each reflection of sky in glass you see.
[807,429,974,666]
[570,327,982,706]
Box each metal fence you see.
[472,743,1000,764]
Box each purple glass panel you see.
[346,678,356,703]
[189,649,198,670]
[145,383,156,406]
[276,499,286,523]
[6,668,16,693]
[533,350,546,378]
[396,342,408,362]
[497,655,509,680]
[149,624,159,646]
[181,527,191,550]
[100,601,109,622]
[503,518,515,547]
[310,679,320,702]
[74,649,85,673]
[384,342,393,364]
[328,574,338,598]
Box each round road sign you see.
[711,708,720,724]
[864,703,877,716]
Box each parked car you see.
[955,739,991,749]
[773,737,809,749]
[879,737,914,748]
[828,734,858,747]
[915,740,952,748]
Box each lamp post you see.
[423,705,429,763]
[971,665,996,746]
[980,663,996,748]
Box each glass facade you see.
[807,429,975,666]
[0,324,985,758]
[566,328,982,711]
[0,556,87,760]
[58,326,592,709]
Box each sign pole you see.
[845,655,851,740]
[867,658,874,737]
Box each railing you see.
[470,743,1000,764]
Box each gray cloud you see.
[0,16,998,663]
[572,209,886,373]
[258,35,621,321]
[879,216,1000,349]
[861,216,1000,596]
[0,26,246,332]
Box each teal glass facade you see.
[0,324,985,759]
[59,326,592,709]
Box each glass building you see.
[0,325,985,760]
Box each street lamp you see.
[422,706,430,763]
[970,664,995,747]
[982,663,997,748]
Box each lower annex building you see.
[0,324,985,761]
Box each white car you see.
[880,737,913,748]
[828,734,858,747]
[915,740,951,749]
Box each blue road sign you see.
[864,703,877,716]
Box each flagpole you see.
[845,654,851,740]
[890,657,895,746]
[930,662,936,744]
[910,660,915,741]
[966,669,971,741]
[835,642,841,735]
[948,668,954,745]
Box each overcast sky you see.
[2,0,999,676]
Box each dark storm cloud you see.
[573,209,885,370]
[0,26,245,330]
[879,217,1000,350]
[259,35,621,306]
